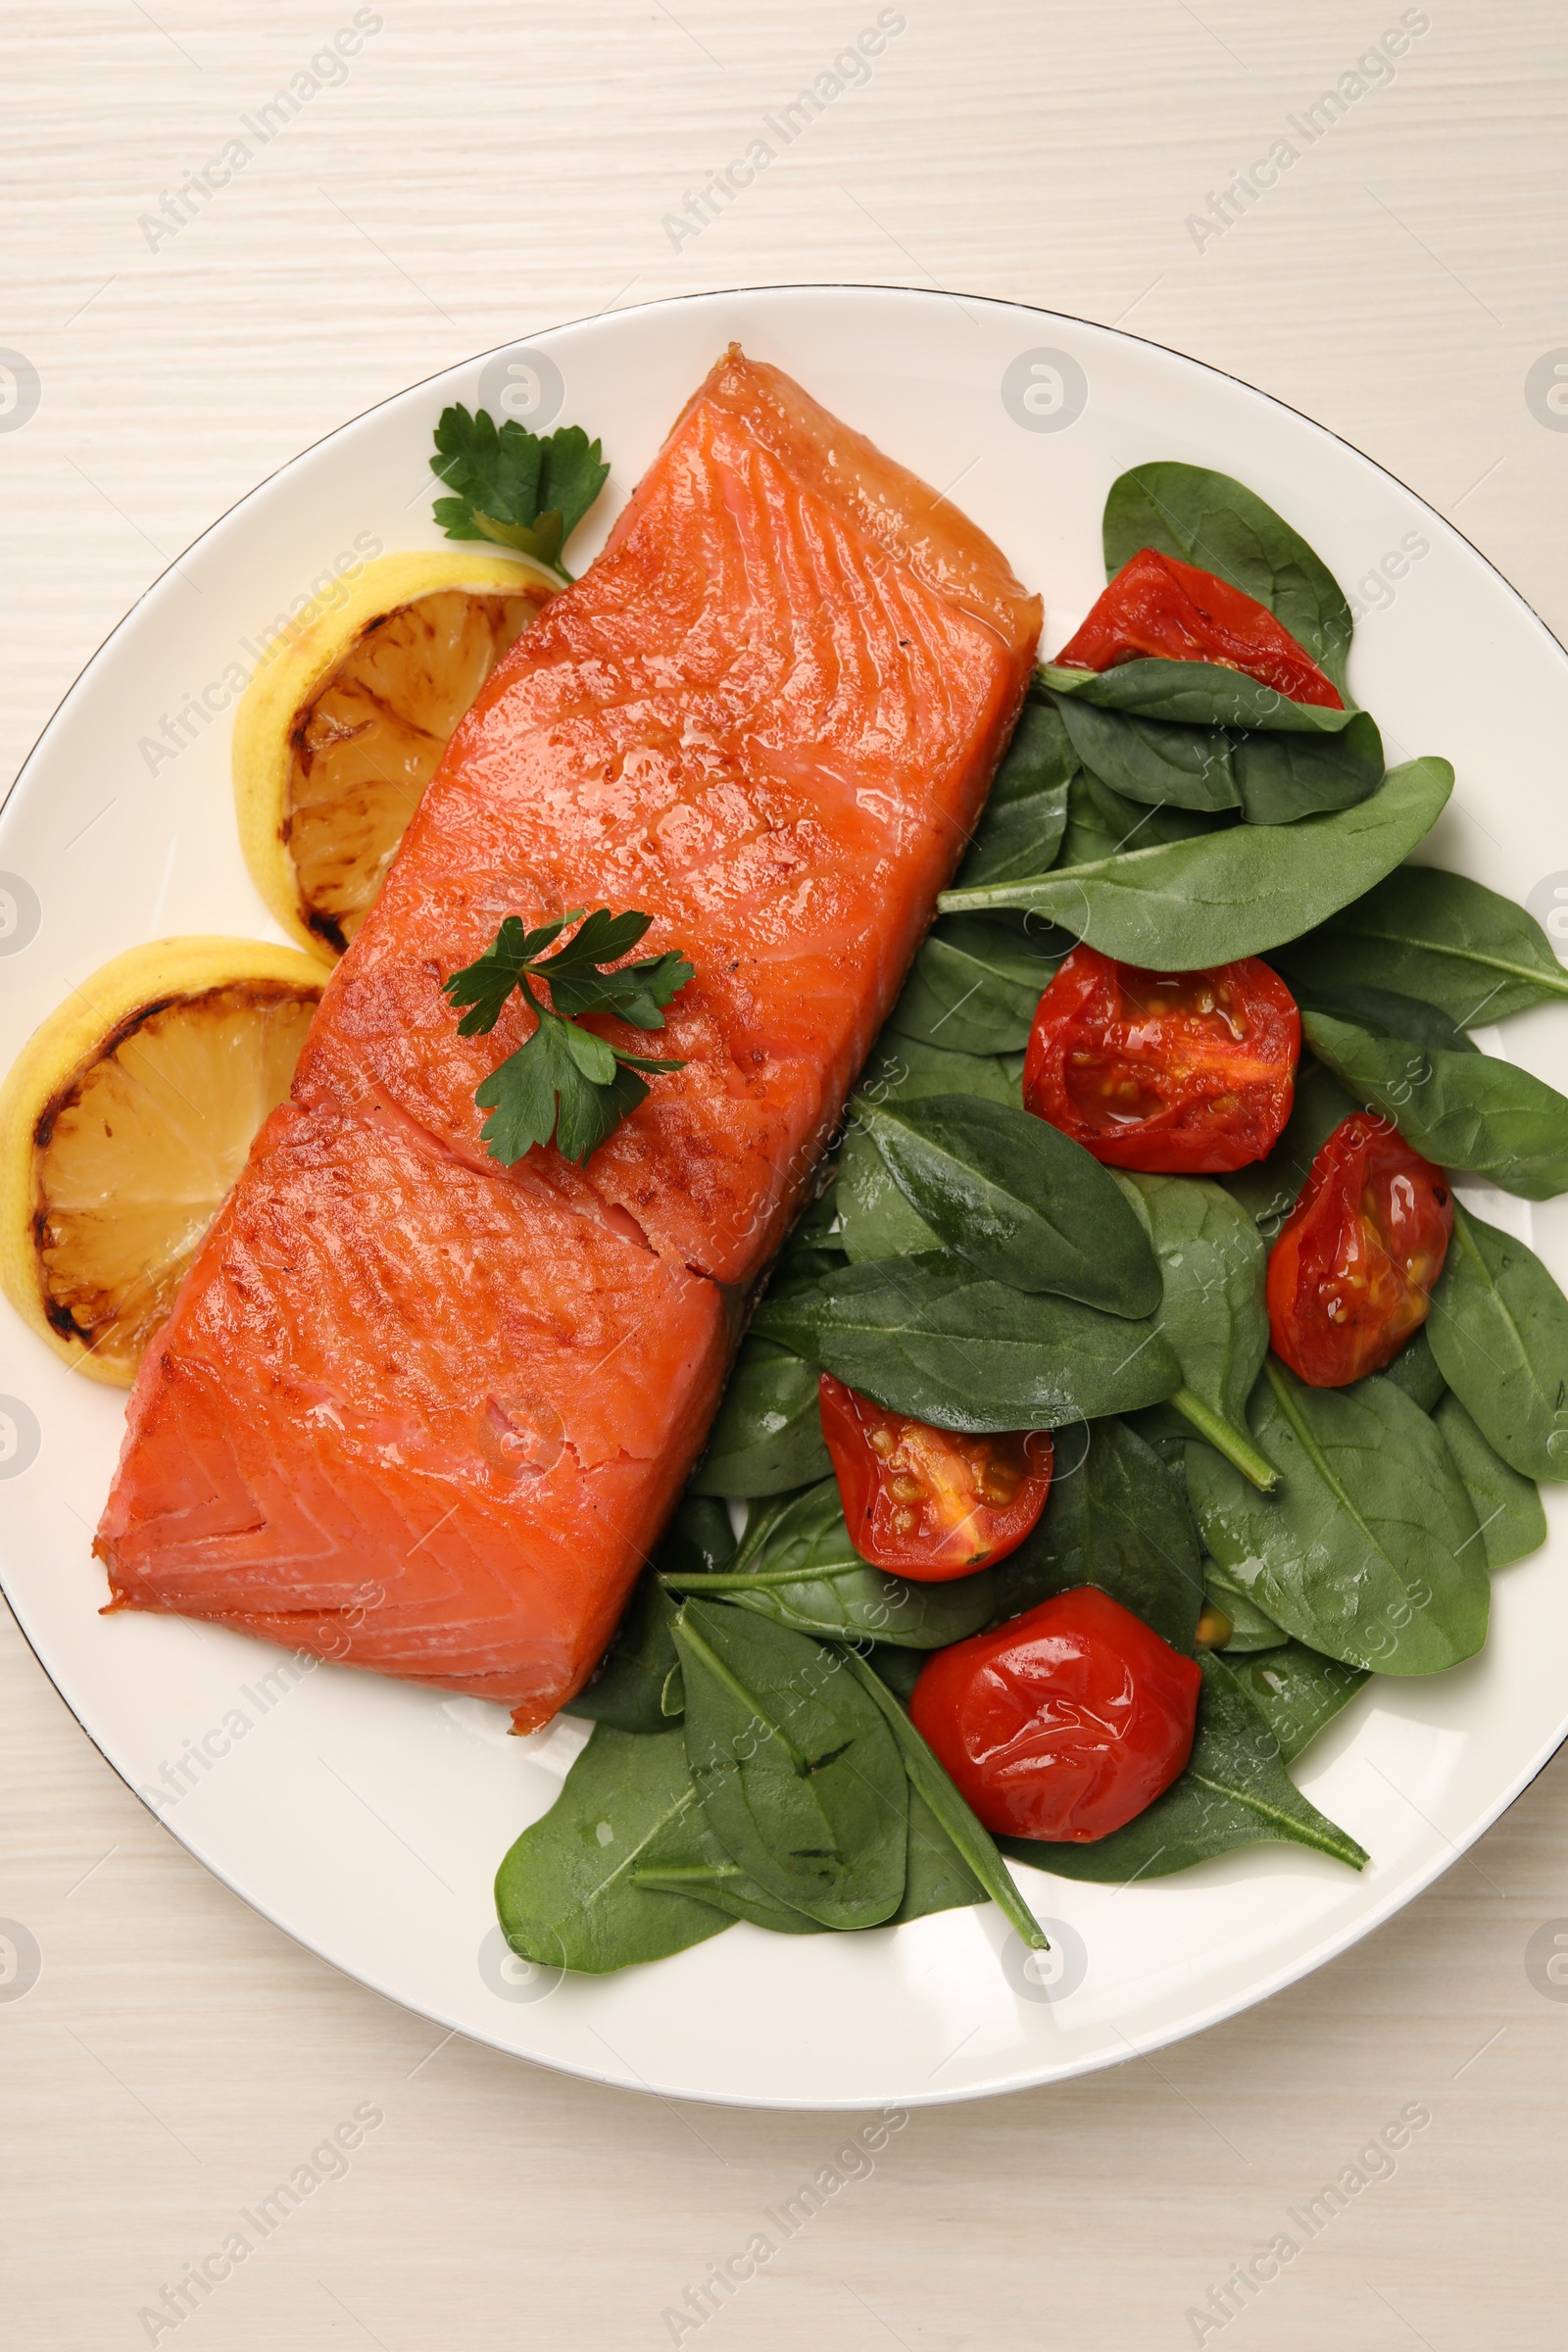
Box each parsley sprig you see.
[430,404,610,579]
[444,908,694,1168]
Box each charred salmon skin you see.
[96,349,1043,1729]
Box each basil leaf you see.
[1052,693,1241,813]
[859,1095,1162,1314]
[1282,865,1568,1024]
[987,1415,1204,1652]
[671,1477,999,1650]
[1223,1642,1369,1764]
[1002,1652,1367,1882]
[1434,1392,1547,1570]
[1302,1010,1568,1200]
[1232,710,1385,825]
[1279,974,1478,1057]
[1378,1325,1446,1414]
[1185,1360,1488,1674]
[672,1600,907,1930]
[1426,1204,1568,1481]
[955,700,1075,889]
[1040,659,1357,735]
[753,1251,1182,1433]
[1223,1060,1357,1235]
[1102,461,1354,692]
[846,1651,1048,1950]
[1113,1170,1276,1489]
[940,759,1452,969]
[689,1338,831,1497]
[1202,1560,1289,1653]
[495,1725,735,1973]
[888,914,1064,1056]
[564,1573,685,1734]
[1056,766,1224,868]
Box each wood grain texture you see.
[5,2,1568,2345]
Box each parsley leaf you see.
[444,906,692,1168]
[430,405,610,578]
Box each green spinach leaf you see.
[628,1783,831,1936]
[1280,974,1477,1057]
[1102,461,1354,692]
[859,1095,1162,1314]
[690,1338,832,1497]
[1434,1391,1547,1570]
[1378,1325,1446,1413]
[1223,1060,1357,1235]
[837,1123,942,1263]
[846,1651,1048,1949]
[1002,1652,1366,1881]
[1053,694,1241,812]
[669,1477,999,1649]
[1202,1560,1289,1653]
[954,700,1075,889]
[895,1786,989,1923]
[1280,865,1568,1024]
[563,1574,685,1735]
[854,1032,1023,1110]
[889,914,1064,1056]
[1301,1011,1568,1200]
[1039,659,1357,734]
[1224,1642,1369,1763]
[1426,1204,1568,1482]
[1185,1360,1488,1674]
[1056,766,1223,868]
[1232,711,1384,825]
[672,1600,907,1930]
[752,1251,1182,1433]
[940,759,1452,969]
[495,1726,735,1973]
[987,1415,1204,1651]
[1114,1169,1277,1490]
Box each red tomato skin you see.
[1023,945,1300,1174]
[1267,1112,1453,1387]
[1055,547,1344,710]
[910,1587,1201,1842]
[818,1374,1053,1582]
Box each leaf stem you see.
[1170,1386,1281,1493]
[661,1564,868,1593]
[843,1652,1049,1952]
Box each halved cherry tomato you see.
[1055,546,1344,710]
[909,1586,1201,1842]
[1023,944,1299,1173]
[817,1373,1053,1582]
[1266,1111,1452,1387]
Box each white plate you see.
[4,285,1567,2111]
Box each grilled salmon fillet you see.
[96,348,1043,1728]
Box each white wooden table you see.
[5,4,1568,2344]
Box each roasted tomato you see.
[909,1587,1201,1842]
[1055,546,1344,709]
[1266,1111,1453,1387]
[1023,945,1299,1173]
[818,1373,1053,1582]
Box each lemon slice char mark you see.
[0,937,327,1387]
[233,549,559,958]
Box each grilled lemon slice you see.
[0,937,325,1386]
[233,549,557,957]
